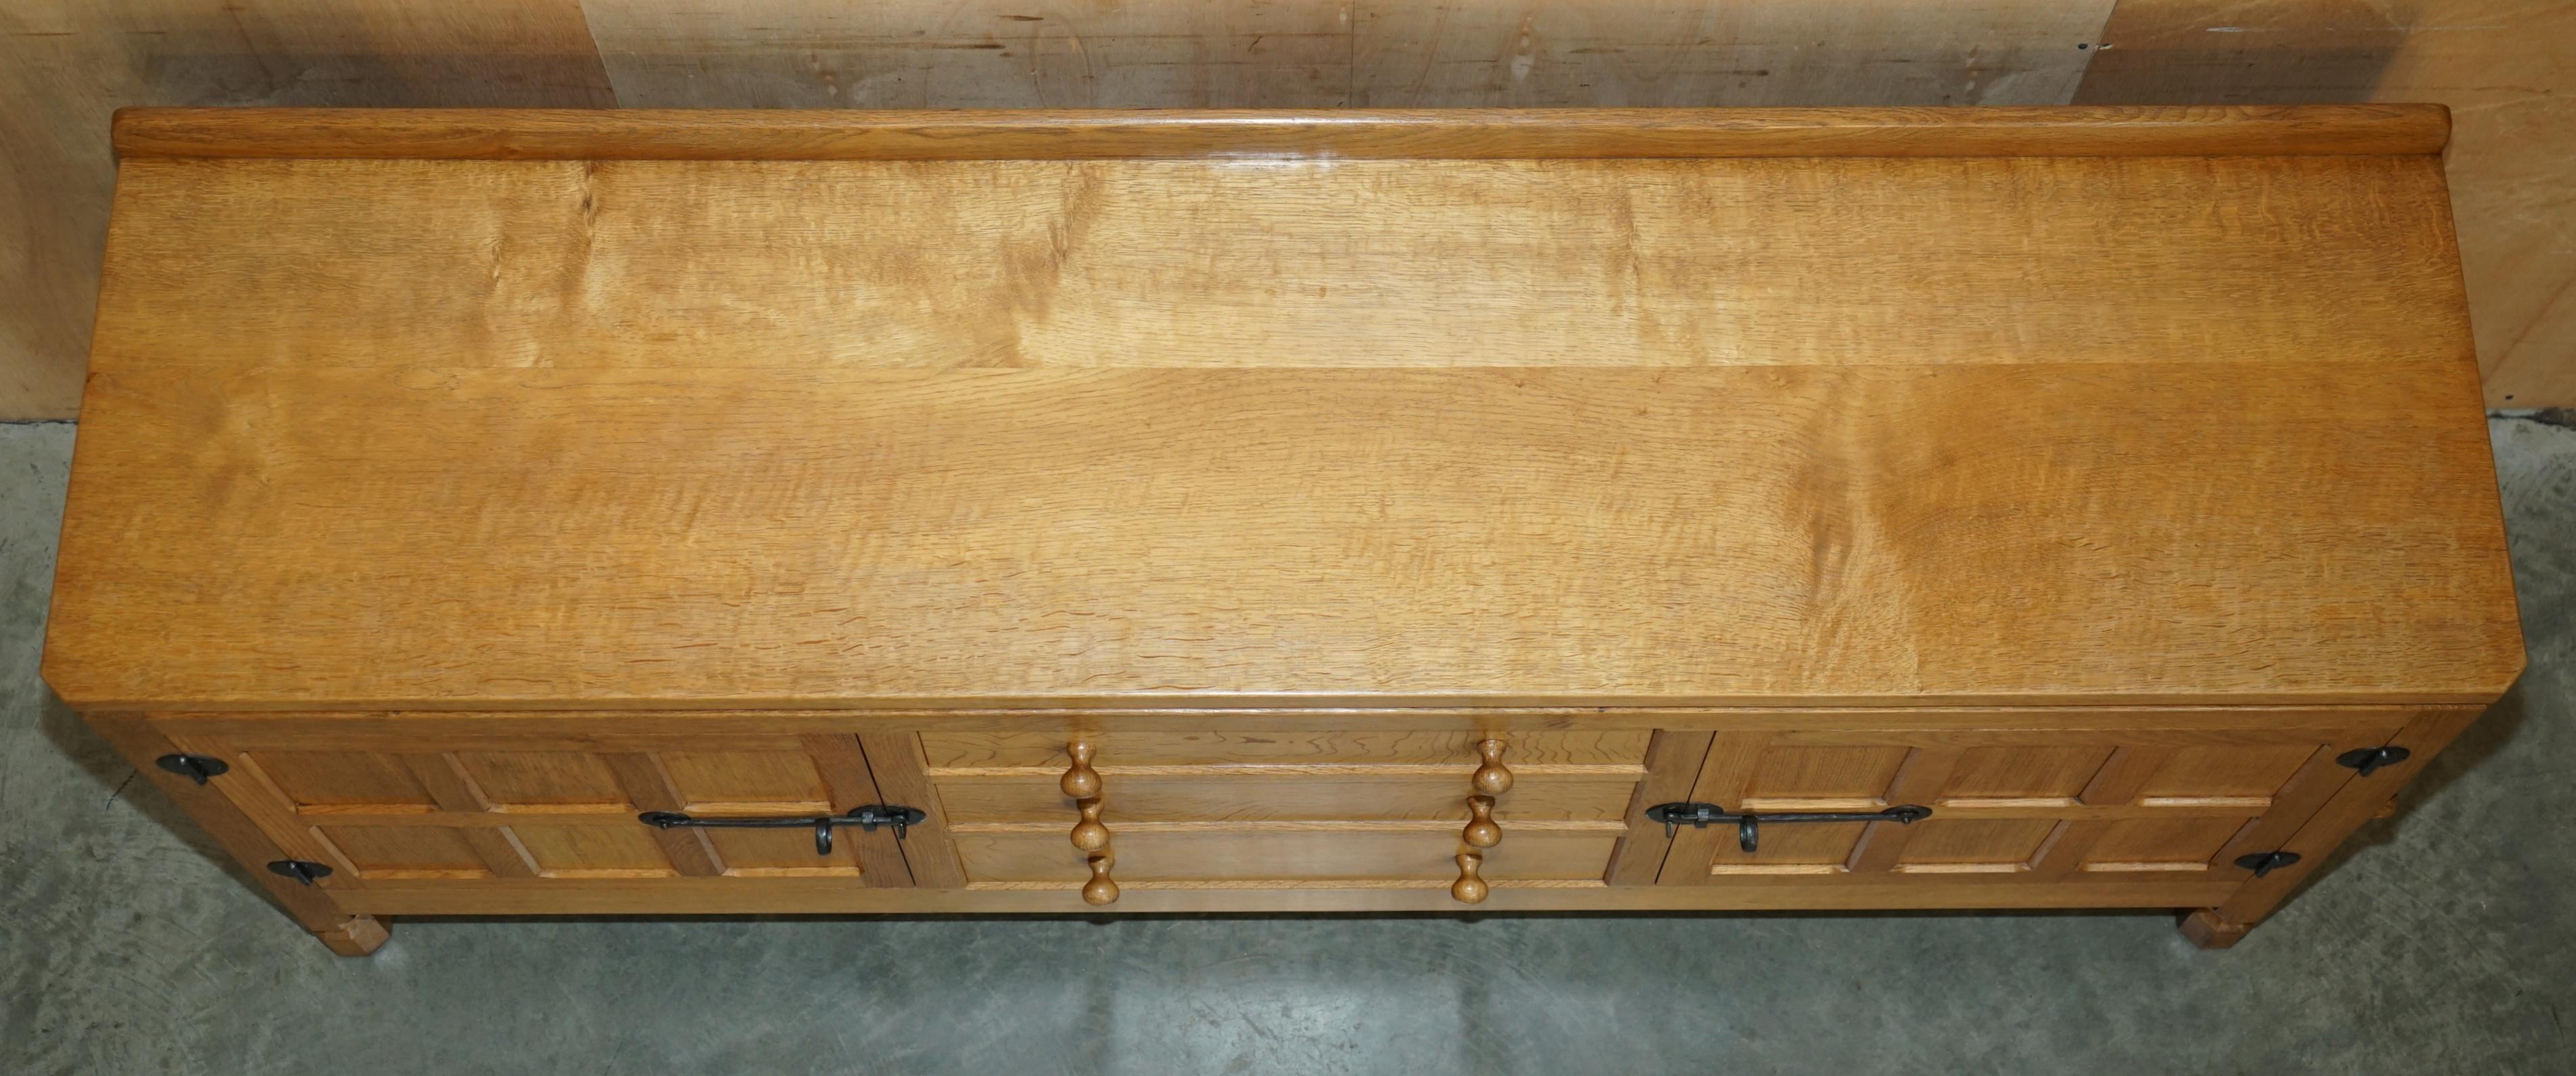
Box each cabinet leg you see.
[312,914,391,957]
[2201,706,2485,939]
[85,714,390,956]
[2178,908,2252,950]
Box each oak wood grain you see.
[47,358,2517,710]
[400,754,540,878]
[45,130,2515,711]
[79,153,2475,375]
[953,829,1617,883]
[1664,732,1771,883]
[108,105,2451,161]
[800,733,912,887]
[931,773,1640,824]
[1602,731,1714,885]
[919,730,1650,769]
[148,708,2428,739]
[854,733,968,887]
[600,753,723,877]
[332,875,2243,915]
[206,795,2295,829]
[1844,747,1961,873]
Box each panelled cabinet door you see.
[1644,722,2408,887]
[153,725,939,888]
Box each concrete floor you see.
[3,414,2571,1075]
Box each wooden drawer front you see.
[936,772,1638,825]
[1656,725,2404,883]
[919,730,1652,769]
[920,729,1644,889]
[957,831,1618,886]
[153,728,922,886]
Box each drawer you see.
[917,729,1652,769]
[933,771,1639,824]
[955,830,1619,885]
[917,727,1647,892]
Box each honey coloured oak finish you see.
[43,107,2522,954]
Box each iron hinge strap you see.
[638,805,929,856]
[1644,802,1932,853]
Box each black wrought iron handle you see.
[1645,802,1932,853]
[638,805,926,856]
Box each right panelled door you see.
[1652,716,2412,887]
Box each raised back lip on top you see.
[110,104,2452,162]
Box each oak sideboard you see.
[43,105,2523,954]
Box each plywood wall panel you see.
[583,1,2117,112]
[582,1,1356,109]
[1349,1,2114,107]
[0,0,615,420]
[0,16,109,419]
[2076,0,2576,408]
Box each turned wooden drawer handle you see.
[1452,852,1488,904]
[1083,851,1120,906]
[1070,798,1110,852]
[1062,741,1102,798]
[1462,794,1500,848]
[1064,741,1117,905]
[1472,738,1512,795]
[1452,738,1511,904]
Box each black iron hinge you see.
[156,754,229,785]
[2234,851,2302,878]
[266,859,333,886]
[638,805,928,856]
[1646,802,1931,853]
[2336,746,2412,777]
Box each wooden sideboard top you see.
[43,107,2521,712]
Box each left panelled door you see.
[152,723,924,891]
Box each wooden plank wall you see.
[2,1,2566,417]
[2076,0,2575,410]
